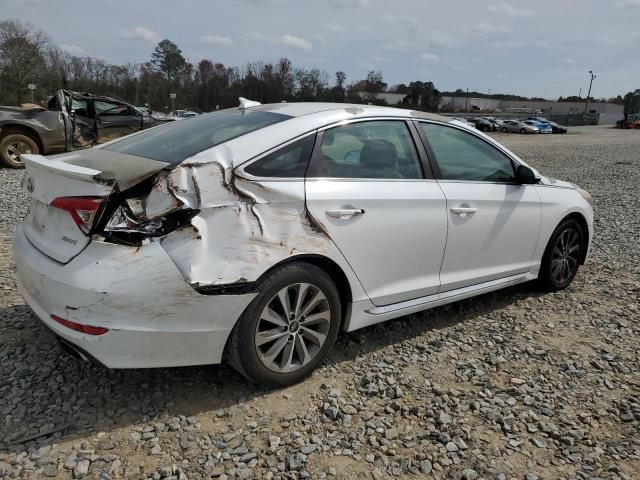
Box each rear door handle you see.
[450,207,477,215]
[326,208,365,219]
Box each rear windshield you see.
[103,109,291,165]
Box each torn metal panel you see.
[153,146,332,287]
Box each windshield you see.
[103,109,291,166]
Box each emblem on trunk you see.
[26,176,34,193]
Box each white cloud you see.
[322,22,344,33]
[332,0,369,8]
[471,23,510,34]
[60,44,85,55]
[381,39,412,51]
[121,26,159,43]
[616,0,640,6]
[201,35,233,46]
[488,3,536,17]
[430,30,456,48]
[278,34,312,51]
[383,15,419,30]
[418,52,440,62]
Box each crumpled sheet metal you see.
[153,145,331,286]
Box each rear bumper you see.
[13,226,256,368]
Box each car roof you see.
[249,102,451,123]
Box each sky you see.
[2,0,640,99]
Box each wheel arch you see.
[558,212,590,265]
[258,254,354,322]
[0,123,45,153]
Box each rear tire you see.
[0,130,39,169]
[538,218,584,292]
[502,127,508,133]
[520,128,526,134]
[227,262,341,388]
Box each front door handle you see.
[450,206,477,215]
[326,208,365,219]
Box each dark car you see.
[528,116,567,134]
[471,117,496,132]
[0,90,152,168]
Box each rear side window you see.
[244,135,315,178]
[308,121,423,179]
[103,109,291,166]
[419,123,515,183]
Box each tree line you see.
[1,19,639,116]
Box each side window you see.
[419,123,515,183]
[309,121,423,179]
[94,100,131,116]
[244,135,315,178]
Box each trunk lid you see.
[21,150,168,263]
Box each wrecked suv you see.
[14,100,593,387]
[0,90,151,168]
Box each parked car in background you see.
[170,110,198,120]
[500,120,539,134]
[14,101,593,387]
[451,117,476,128]
[482,117,501,131]
[471,117,495,132]
[523,120,552,134]
[0,90,152,168]
[528,117,568,134]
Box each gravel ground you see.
[0,125,638,480]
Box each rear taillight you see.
[51,315,109,335]
[51,197,105,234]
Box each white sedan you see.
[14,101,593,387]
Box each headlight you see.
[576,187,592,205]
[569,184,592,205]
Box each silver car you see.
[500,120,539,134]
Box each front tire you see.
[0,130,39,169]
[538,218,584,292]
[227,262,341,387]
[502,127,508,133]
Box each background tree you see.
[362,70,386,103]
[0,19,48,104]
[150,39,186,90]
[332,71,347,102]
[622,90,640,117]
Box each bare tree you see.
[0,19,49,104]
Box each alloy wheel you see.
[550,228,581,285]
[6,140,32,163]
[255,283,331,373]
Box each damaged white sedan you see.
[14,101,593,387]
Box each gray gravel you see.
[1,125,639,479]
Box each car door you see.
[93,99,142,142]
[415,121,541,292]
[305,119,448,306]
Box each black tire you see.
[520,128,526,134]
[0,130,39,169]
[502,127,508,133]
[227,262,342,388]
[538,218,584,292]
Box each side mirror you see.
[516,164,539,184]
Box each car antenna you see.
[238,97,261,109]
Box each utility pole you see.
[584,70,596,115]
[465,88,469,113]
